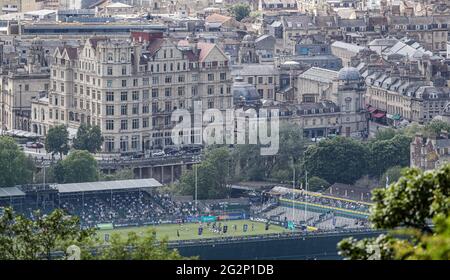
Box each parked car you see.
[151,150,165,157]
[26,142,44,149]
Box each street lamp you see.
[193,154,201,215]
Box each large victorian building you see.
[31,32,233,153]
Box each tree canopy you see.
[178,147,231,199]
[230,4,251,22]
[94,231,189,260]
[303,137,369,184]
[0,208,93,260]
[338,164,450,260]
[54,150,98,183]
[0,136,34,187]
[73,124,103,153]
[45,125,69,159]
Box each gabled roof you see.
[147,38,165,56]
[205,13,231,24]
[88,36,108,49]
[57,46,78,60]
[197,42,216,62]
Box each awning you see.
[56,178,162,194]
[367,106,377,113]
[0,187,25,198]
[372,112,386,118]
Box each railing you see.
[33,152,201,168]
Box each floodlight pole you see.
[292,158,295,226]
[305,170,308,226]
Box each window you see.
[208,86,214,95]
[107,80,113,88]
[152,102,158,112]
[106,120,114,130]
[165,88,172,97]
[106,92,114,102]
[122,66,127,75]
[121,92,128,101]
[122,80,127,87]
[152,89,159,98]
[106,105,114,116]
[143,117,149,128]
[220,73,226,81]
[142,104,149,114]
[131,136,139,150]
[178,87,184,96]
[152,76,159,85]
[132,103,139,114]
[165,101,172,112]
[132,91,139,101]
[121,120,128,130]
[132,119,139,129]
[107,67,113,75]
[143,78,149,86]
[121,105,127,115]
[208,74,214,81]
[165,76,172,83]
[133,79,138,87]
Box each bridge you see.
[33,153,202,184]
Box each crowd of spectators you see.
[281,192,371,213]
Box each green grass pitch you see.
[98,220,293,241]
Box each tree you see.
[94,230,190,260]
[304,137,369,184]
[380,165,404,186]
[424,119,450,137]
[99,168,135,181]
[0,207,94,260]
[54,150,98,183]
[0,136,34,187]
[338,164,450,260]
[73,124,103,153]
[374,127,397,141]
[178,147,231,199]
[368,134,411,177]
[232,124,306,182]
[45,125,69,159]
[230,4,251,22]
[307,177,330,192]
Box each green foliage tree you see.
[0,207,94,260]
[380,165,404,186]
[178,147,231,199]
[54,150,98,183]
[230,4,251,21]
[45,125,69,159]
[303,137,369,184]
[94,230,190,260]
[99,168,135,181]
[307,176,330,192]
[338,164,450,260]
[424,119,450,137]
[374,127,397,141]
[73,124,104,153]
[368,134,411,177]
[0,136,34,187]
[233,124,306,182]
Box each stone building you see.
[0,37,50,132]
[410,133,450,170]
[31,32,233,153]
